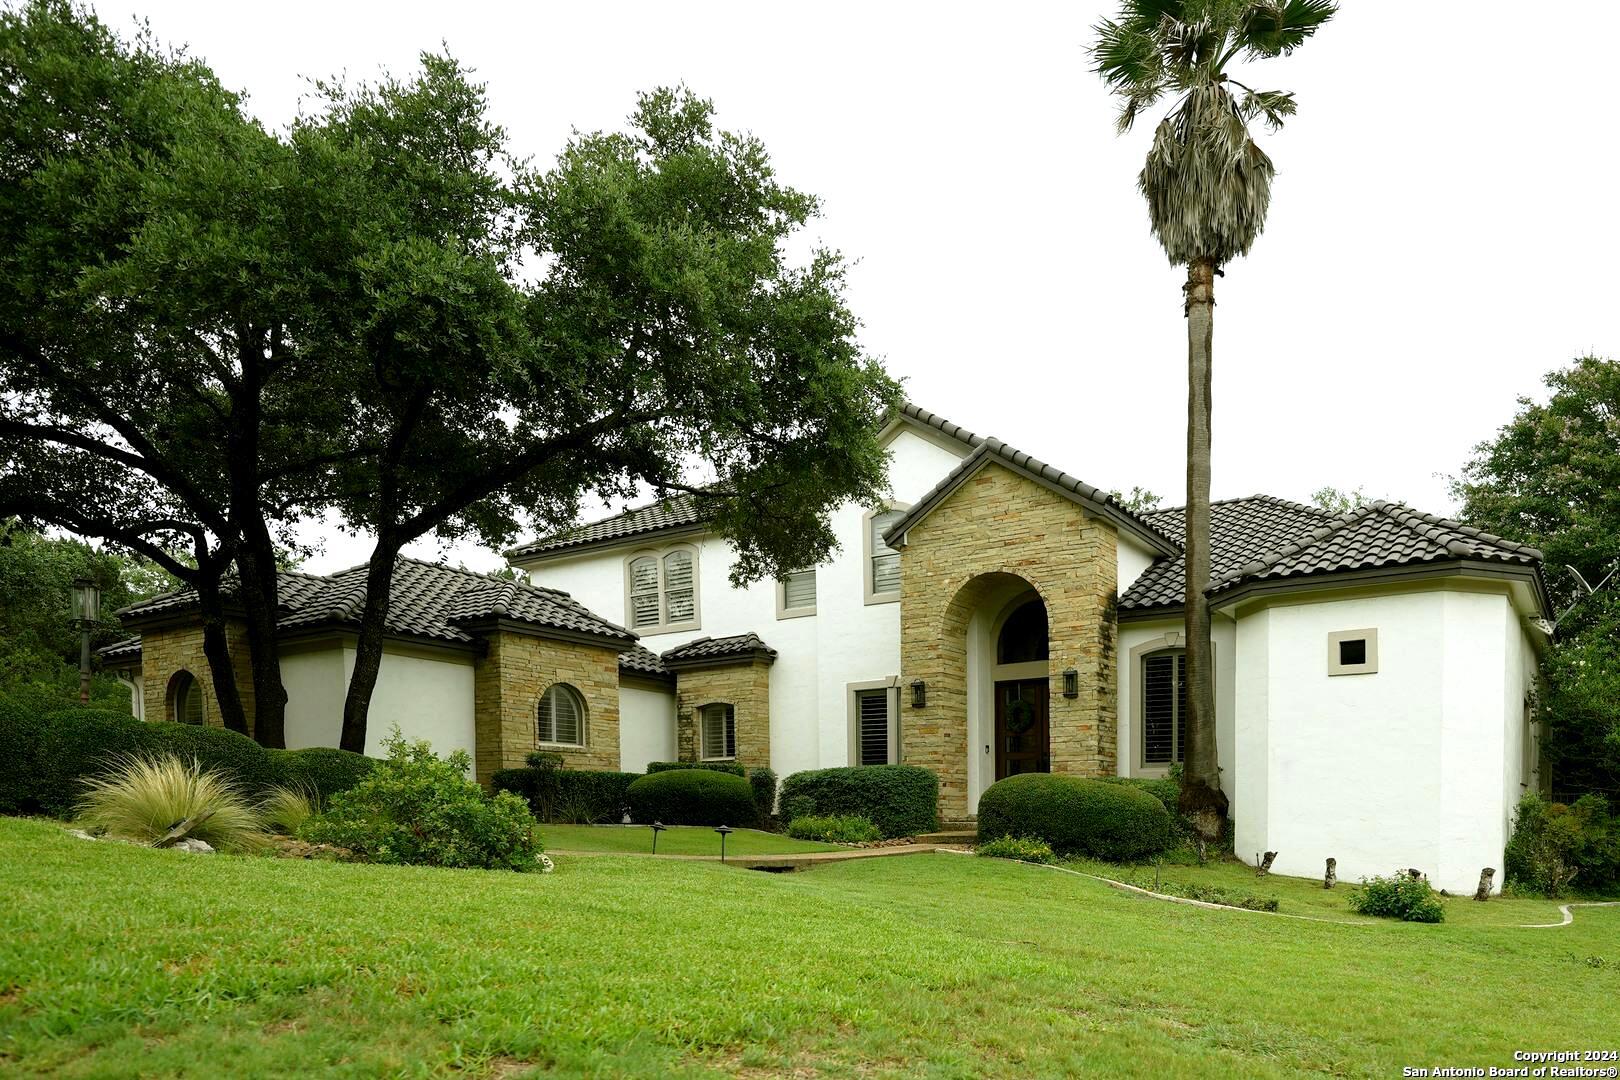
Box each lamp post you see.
[650,821,667,854]
[714,824,733,862]
[69,578,101,705]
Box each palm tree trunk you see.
[1179,256,1228,837]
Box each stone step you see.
[916,830,977,845]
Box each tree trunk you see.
[233,523,288,748]
[1178,257,1227,837]
[194,573,249,735]
[1256,851,1276,877]
[1473,867,1495,901]
[1323,857,1337,889]
[338,540,403,754]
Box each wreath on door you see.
[1004,698,1037,735]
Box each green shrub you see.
[780,795,814,824]
[37,707,162,816]
[1505,791,1619,897]
[1349,873,1445,923]
[777,765,938,839]
[268,747,377,802]
[975,835,1056,864]
[146,721,275,793]
[77,754,267,852]
[301,732,539,871]
[748,767,777,818]
[625,768,757,827]
[787,813,881,843]
[491,767,639,824]
[1098,775,1180,817]
[0,695,47,814]
[646,760,746,777]
[976,773,1174,861]
[260,785,318,834]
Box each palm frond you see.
[1090,17,1164,94]
[1236,88,1297,131]
[1237,0,1338,58]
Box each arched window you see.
[625,546,699,634]
[537,683,586,747]
[997,598,1049,664]
[1140,649,1187,767]
[168,670,206,726]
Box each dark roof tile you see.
[660,632,776,667]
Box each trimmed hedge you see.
[625,768,757,827]
[777,765,938,839]
[491,767,639,824]
[0,698,375,816]
[1099,775,1180,817]
[748,767,777,818]
[976,773,1175,861]
[646,760,746,777]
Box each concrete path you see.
[548,843,949,870]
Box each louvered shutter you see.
[629,556,660,628]
[782,569,816,610]
[856,689,891,765]
[870,510,904,594]
[663,550,695,623]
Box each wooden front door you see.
[994,678,1050,780]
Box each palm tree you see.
[1091,0,1336,836]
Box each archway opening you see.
[167,670,206,726]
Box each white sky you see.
[98,1,1620,575]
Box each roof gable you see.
[883,440,1181,557]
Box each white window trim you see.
[536,682,588,749]
[1127,632,1215,778]
[775,568,817,620]
[699,702,737,761]
[846,678,900,766]
[862,501,911,607]
[1327,628,1379,676]
[622,543,702,636]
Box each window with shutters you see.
[853,688,895,766]
[623,545,700,634]
[863,504,909,605]
[1140,649,1186,768]
[776,568,817,619]
[537,683,586,747]
[700,703,736,760]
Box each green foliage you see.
[1107,487,1162,514]
[1349,873,1445,923]
[301,733,539,871]
[1137,875,1280,912]
[1455,356,1620,795]
[1309,486,1369,516]
[786,814,881,844]
[1504,792,1620,897]
[76,754,267,852]
[146,721,274,793]
[624,769,757,828]
[780,795,814,824]
[0,695,46,814]
[777,766,938,839]
[1097,775,1180,817]
[260,785,317,834]
[977,774,1175,861]
[748,767,778,818]
[35,706,162,816]
[491,767,639,825]
[270,747,377,802]
[1091,0,1337,265]
[646,760,746,777]
[975,835,1056,864]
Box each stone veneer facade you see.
[673,660,772,770]
[472,630,621,785]
[897,462,1119,821]
[138,621,257,738]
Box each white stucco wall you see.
[1116,615,1235,792]
[279,640,476,769]
[524,423,967,779]
[1116,534,1159,597]
[618,683,677,773]
[1231,586,1528,893]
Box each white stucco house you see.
[103,403,1550,892]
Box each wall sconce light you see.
[909,679,926,709]
[1062,668,1079,699]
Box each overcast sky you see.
[97,1,1620,574]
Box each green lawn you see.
[2,817,1616,1078]
[539,824,843,856]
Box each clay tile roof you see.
[659,632,777,668]
[1120,495,1338,612]
[618,643,672,679]
[96,637,143,662]
[118,558,634,647]
[1206,500,1544,596]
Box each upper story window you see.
[863,504,909,605]
[537,683,586,747]
[777,568,817,619]
[625,545,699,635]
[1141,648,1186,768]
[1327,628,1378,675]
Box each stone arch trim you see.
[897,461,1120,820]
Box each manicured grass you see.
[2,816,1617,1078]
[1058,854,1582,927]
[539,823,843,856]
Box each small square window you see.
[1327,629,1378,675]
